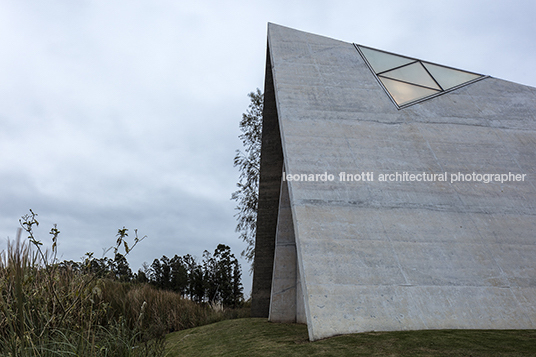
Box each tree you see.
[170,255,188,296]
[203,244,243,307]
[82,253,110,278]
[203,249,218,302]
[150,258,164,288]
[134,262,150,283]
[134,268,149,284]
[232,89,263,263]
[230,257,243,308]
[182,254,204,302]
[110,252,132,282]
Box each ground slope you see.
[165,318,536,356]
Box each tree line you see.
[59,243,243,308]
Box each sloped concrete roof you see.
[252,23,536,341]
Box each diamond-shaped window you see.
[356,45,484,108]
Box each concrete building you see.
[251,23,536,341]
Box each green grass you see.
[165,318,536,357]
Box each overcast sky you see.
[1,0,535,297]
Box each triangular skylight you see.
[359,46,414,73]
[355,45,485,108]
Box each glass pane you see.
[358,46,414,73]
[381,62,440,90]
[379,77,440,106]
[423,62,481,90]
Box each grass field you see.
[165,318,536,356]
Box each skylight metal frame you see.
[354,44,488,109]
[377,61,442,91]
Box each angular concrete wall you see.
[250,46,283,318]
[268,177,306,323]
[252,23,536,341]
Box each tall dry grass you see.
[0,217,249,356]
[99,280,250,338]
[0,230,162,356]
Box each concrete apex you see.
[252,24,536,341]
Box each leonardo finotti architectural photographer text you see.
[282,171,527,184]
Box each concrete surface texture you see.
[251,23,536,341]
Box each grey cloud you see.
[1,0,535,298]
